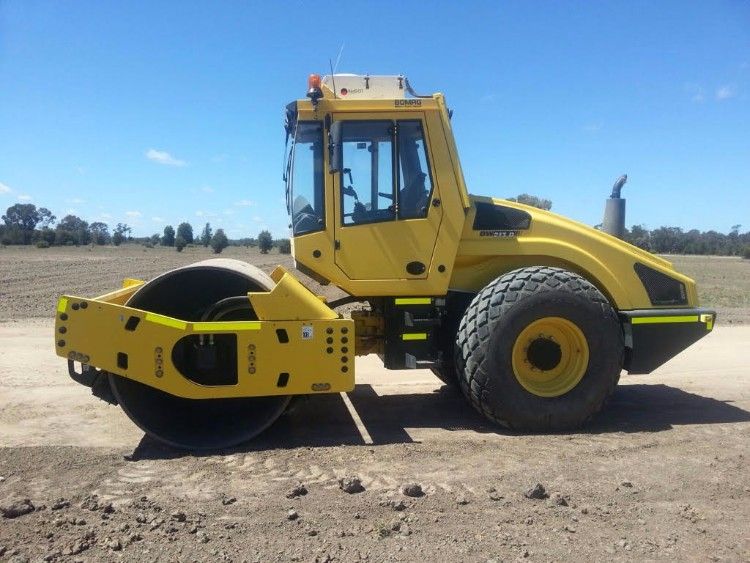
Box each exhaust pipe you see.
[602,174,627,238]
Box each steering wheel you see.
[400,172,429,216]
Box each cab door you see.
[333,115,442,281]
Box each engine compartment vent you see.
[634,263,688,306]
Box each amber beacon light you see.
[306,73,323,105]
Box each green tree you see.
[258,230,273,254]
[2,203,42,244]
[210,228,229,254]
[89,222,110,245]
[162,225,175,246]
[200,222,212,247]
[149,233,161,246]
[37,227,56,246]
[112,223,131,246]
[38,208,56,229]
[177,222,194,244]
[507,193,552,210]
[55,215,90,246]
[277,238,291,254]
[626,224,651,251]
[175,235,187,252]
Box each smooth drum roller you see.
[108,259,291,450]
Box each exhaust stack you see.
[602,174,627,239]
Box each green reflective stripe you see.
[700,314,714,331]
[631,315,700,325]
[193,321,261,332]
[401,333,428,341]
[145,312,187,330]
[57,298,68,313]
[394,298,431,306]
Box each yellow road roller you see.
[54,74,715,449]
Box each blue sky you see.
[1,1,748,238]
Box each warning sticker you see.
[301,325,314,340]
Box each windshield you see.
[286,121,325,236]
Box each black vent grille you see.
[473,202,531,231]
[634,263,688,306]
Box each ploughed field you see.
[0,244,348,321]
[0,245,747,323]
[0,244,748,562]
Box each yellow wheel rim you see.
[511,316,589,398]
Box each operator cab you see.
[282,74,466,290]
[284,77,434,237]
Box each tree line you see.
[623,224,749,257]
[0,203,291,255]
[508,194,750,258]
[2,200,747,257]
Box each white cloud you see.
[200,186,215,193]
[18,194,32,202]
[252,215,264,223]
[100,213,112,220]
[223,209,235,215]
[145,148,187,167]
[195,210,217,218]
[125,210,142,218]
[234,199,256,207]
[716,85,735,101]
[66,197,86,204]
[152,216,164,223]
[0,182,12,194]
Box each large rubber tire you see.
[455,266,623,431]
[109,259,291,450]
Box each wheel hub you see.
[511,316,590,398]
[526,337,562,371]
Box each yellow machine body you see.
[53,74,715,448]
[289,87,697,311]
[55,267,354,399]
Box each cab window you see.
[291,122,325,236]
[397,121,433,219]
[340,121,395,225]
[339,119,433,225]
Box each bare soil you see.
[0,247,749,562]
[0,246,746,324]
[0,245,346,322]
[667,255,750,325]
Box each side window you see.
[291,122,325,236]
[397,121,433,219]
[340,121,395,225]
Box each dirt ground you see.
[1,246,749,562]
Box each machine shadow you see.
[127,381,750,460]
[586,382,750,433]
